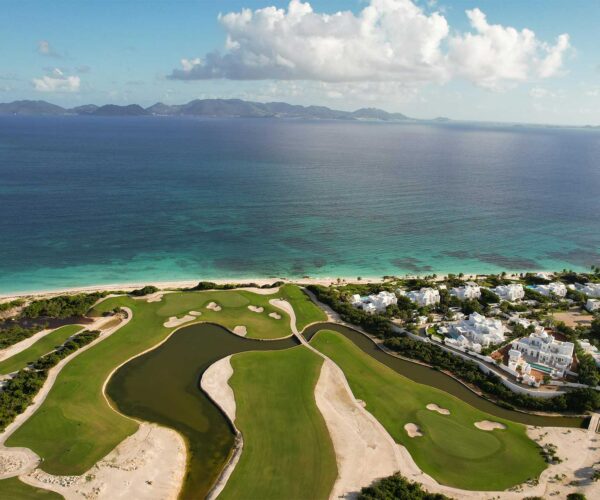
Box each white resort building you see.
[445,312,506,353]
[492,284,525,302]
[450,284,481,300]
[575,283,600,298]
[586,299,600,312]
[532,282,567,297]
[400,287,440,307]
[510,329,574,378]
[350,291,397,314]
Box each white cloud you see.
[32,68,80,92]
[529,87,555,99]
[168,0,570,91]
[37,40,62,58]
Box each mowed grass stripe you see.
[0,324,83,375]
[220,346,337,500]
[310,330,547,491]
[0,477,61,499]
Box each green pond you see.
[303,323,585,428]
[106,323,298,500]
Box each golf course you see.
[310,329,548,490]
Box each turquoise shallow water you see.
[1,116,599,294]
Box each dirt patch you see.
[426,403,450,415]
[552,310,593,328]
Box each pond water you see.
[106,323,298,500]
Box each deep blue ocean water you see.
[1,116,599,294]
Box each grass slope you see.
[311,330,547,491]
[0,324,83,375]
[0,477,61,499]
[276,284,327,331]
[221,346,337,500]
[5,289,297,474]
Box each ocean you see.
[1,116,599,294]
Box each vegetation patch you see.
[0,324,83,375]
[311,330,547,491]
[359,473,449,500]
[221,346,337,500]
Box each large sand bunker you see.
[426,403,450,415]
[475,420,506,431]
[404,423,423,438]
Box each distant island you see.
[0,98,410,121]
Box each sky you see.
[1,0,599,125]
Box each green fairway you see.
[220,346,337,500]
[310,330,547,491]
[276,284,327,331]
[0,324,83,375]
[0,477,61,499]
[156,290,293,339]
[5,289,300,475]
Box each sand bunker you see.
[268,312,281,319]
[146,292,164,303]
[206,302,222,312]
[475,420,506,431]
[201,356,236,423]
[233,326,247,336]
[314,360,403,499]
[404,423,423,438]
[426,403,450,415]
[189,311,202,316]
[22,423,185,500]
[248,305,264,313]
[163,315,195,328]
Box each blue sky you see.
[1,0,598,125]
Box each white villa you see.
[450,284,481,300]
[510,329,574,378]
[586,299,600,312]
[532,282,567,298]
[492,284,525,302]
[446,312,506,353]
[507,349,539,386]
[350,291,397,314]
[400,287,440,307]
[579,340,600,367]
[575,283,600,298]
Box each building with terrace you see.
[492,284,525,301]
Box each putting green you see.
[0,324,83,375]
[220,346,337,500]
[310,330,547,491]
[5,289,301,475]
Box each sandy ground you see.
[163,314,195,328]
[21,423,185,500]
[0,312,132,480]
[315,360,404,499]
[404,423,423,438]
[232,326,247,336]
[201,356,243,500]
[144,292,164,303]
[426,403,450,415]
[268,312,281,319]
[0,325,81,364]
[247,305,263,313]
[475,420,506,431]
[553,310,594,328]
[206,302,221,312]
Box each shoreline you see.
[0,270,563,300]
